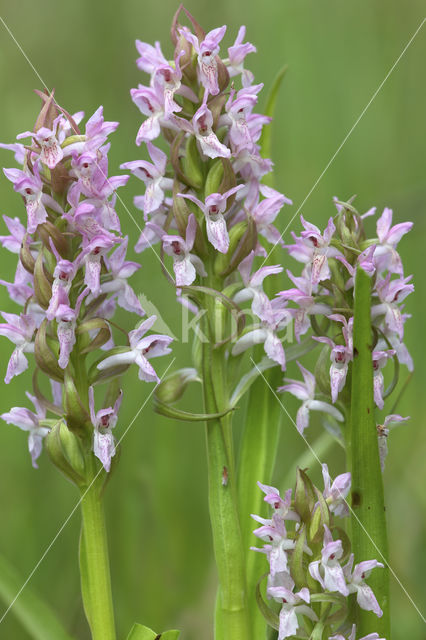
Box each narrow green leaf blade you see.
[126,624,157,640]
[0,553,74,640]
[259,65,288,187]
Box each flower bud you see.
[155,367,199,405]
[33,90,58,133]
[20,233,36,274]
[45,419,87,487]
[182,135,204,191]
[294,467,316,523]
[309,487,330,543]
[34,253,53,309]
[64,372,91,437]
[34,319,64,382]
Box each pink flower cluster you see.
[277,202,412,466]
[124,8,293,369]
[0,93,172,471]
[252,467,385,639]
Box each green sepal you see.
[126,623,180,640]
[61,134,86,148]
[255,573,279,631]
[64,371,91,435]
[205,159,224,197]
[290,524,308,589]
[309,487,330,544]
[20,233,36,274]
[182,135,204,190]
[76,317,111,354]
[33,253,52,309]
[45,420,87,486]
[34,319,64,382]
[295,467,316,524]
[38,219,69,257]
[171,131,200,190]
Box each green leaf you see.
[259,65,288,187]
[0,552,74,640]
[153,398,235,422]
[350,267,390,637]
[125,623,180,640]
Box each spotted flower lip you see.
[178,185,243,253]
[17,115,64,169]
[179,25,227,96]
[89,385,122,472]
[309,525,349,596]
[343,555,384,618]
[374,207,413,275]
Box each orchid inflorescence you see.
[252,468,385,640]
[0,92,172,476]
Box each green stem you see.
[350,267,390,637]
[79,458,116,640]
[201,303,251,640]
[237,362,281,640]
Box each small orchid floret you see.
[0,215,26,253]
[1,393,48,468]
[372,274,413,340]
[101,238,145,316]
[321,463,351,517]
[120,142,172,219]
[278,362,344,434]
[97,315,172,382]
[189,102,231,159]
[330,624,385,640]
[0,312,36,383]
[234,250,283,318]
[267,576,317,640]
[156,214,207,286]
[372,350,395,409]
[226,25,256,87]
[89,386,123,472]
[17,115,64,168]
[309,525,349,596]
[179,25,226,96]
[343,554,384,617]
[257,481,300,523]
[178,185,243,253]
[377,414,409,471]
[374,207,413,275]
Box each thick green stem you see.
[201,307,251,640]
[350,267,390,637]
[79,459,116,640]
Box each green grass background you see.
[0,1,425,638]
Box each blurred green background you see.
[0,1,425,638]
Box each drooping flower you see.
[343,555,384,617]
[179,25,227,96]
[0,312,36,383]
[97,315,172,382]
[321,463,351,517]
[278,362,344,434]
[1,393,49,468]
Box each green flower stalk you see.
[0,92,173,639]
